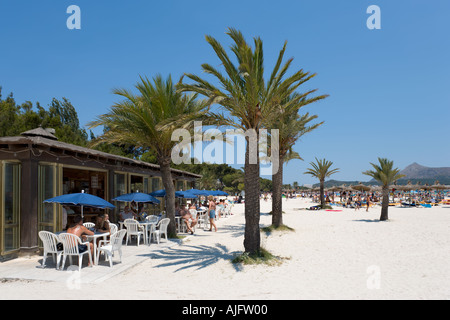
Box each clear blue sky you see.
[1,0,449,185]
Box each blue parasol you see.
[113,192,160,204]
[44,192,115,218]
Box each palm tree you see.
[304,158,339,208]
[267,111,324,227]
[88,74,209,236]
[179,28,316,254]
[363,158,404,221]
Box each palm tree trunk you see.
[272,157,284,227]
[243,134,261,254]
[320,179,325,208]
[380,186,389,221]
[159,156,177,236]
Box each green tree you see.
[264,91,326,227]
[363,158,404,221]
[0,88,89,145]
[304,158,339,208]
[179,28,313,254]
[88,75,209,235]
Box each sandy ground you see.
[1,198,449,300]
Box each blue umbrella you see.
[185,188,211,196]
[113,192,160,204]
[209,190,229,196]
[150,189,185,198]
[44,192,115,218]
[177,190,200,199]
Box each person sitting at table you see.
[138,205,148,221]
[189,201,198,212]
[181,207,197,235]
[95,213,110,233]
[175,202,186,216]
[120,205,136,221]
[67,215,94,266]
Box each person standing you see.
[208,195,217,232]
[366,194,371,212]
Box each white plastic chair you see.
[83,222,95,229]
[124,219,144,246]
[197,212,209,229]
[189,209,197,220]
[151,218,170,244]
[58,233,92,271]
[38,231,64,269]
[145,215,159,224]
[145,215,159,242]
[109,223,118,236]
[97,229,127,267]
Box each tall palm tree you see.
[88,75,209,236]
[264,91,327,227]
[363,158,404,221]
[179,28,315,254]
[304,158,339,208]
[267,114,324,226]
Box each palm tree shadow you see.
[140,243,244,272]
[352,219,383,223]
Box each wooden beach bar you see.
[0,127,200,260]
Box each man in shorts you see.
[67,215,95,265]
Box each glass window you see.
[2,162,20,253]
[130,175,143,193]
[113,173,127,221]
[143,177,149,193]
[38,164,57,234]
[152,177,160,192]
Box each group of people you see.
[59,196,230,264]
[175,196,231,234]
[119,201,151,221]
[63,212,111,266]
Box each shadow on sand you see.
[352,219,386,223]
[139,243,244,272]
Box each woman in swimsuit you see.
[208,195,217,232]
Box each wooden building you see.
[0,127,200,260]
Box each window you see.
[113,173,127,221]
[152,177,160,192]
[1,162,21,254]
[38,164,58,233]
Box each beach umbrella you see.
[113,192,160,204]
[351,183,371,192]
[185,188,212,196]
[209,190,229,196]
[371,185,382,192]
[44,191,115,218]
[176,190,200,199]
[149,189,185,198]
[431,181,448,191]
[416,184,432,191]
[327,186,341,192]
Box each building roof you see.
[0,132,202,179]
[21,127,58,140]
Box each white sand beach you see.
[1,198,449,300]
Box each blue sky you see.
[1,0,449,185]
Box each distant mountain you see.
[312,163,450,187]
[396,162,450,185]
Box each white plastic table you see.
[84,232,110,265]
[138,221,157,245]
